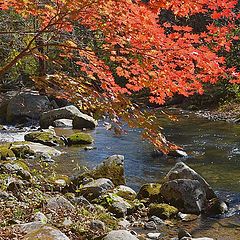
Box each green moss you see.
[0,146,15,160]
[24,132,64,146]
[92,161,125,186]
[48,174,70,187]
[149,203,178,219]
[11,145,35,158]
[67,132,93,145]
[14,160,30,171]
[137,183,162,202]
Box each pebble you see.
[144,221,157,230]
[147,232,162,239]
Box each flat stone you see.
[22,225,70,240]
[47,196,75,211]
[147,233,161,239]
[103,230,139,240]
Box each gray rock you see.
[148,216,165,225]
[12,142,61,157]
[114,185,137,200]
[103,230,139,240]
[147,233,161,239]
[6,91,52,124]
[90,220,106,230]
[109,200,131,218]
[144,221,157,230]
[40,105,80,128]
[47,196,75,211]
[118,219,131,229]
[73,112,97,129]
[78,178,114,200]
[163,162,216,200]
[73,196,91,206]
[160,179,207,214]
[92,155,125,186]
[53,119,73,128]
[22,225,70,240]
[18,222,45,233]
[178,229,192,239]
[33,212,47,224]
[40,105,97,129]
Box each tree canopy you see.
[0,0,239,151]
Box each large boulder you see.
[40,105,97,129]
[100,193,134,217]
[148,203,178,219]
[67,132,93,145]
[24,131,64,146]
[77,178,114,201]
[22,225,70,240]
[6,91,52,124]
[163,162,216,200]
[137,183,162,203]
[11,142,61,157]
[103,230,139,240]
[91,155,125,186]
[160,179,206,214]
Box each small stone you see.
[144,221,157,230]
[178,229,192,239]
[62,218,73,227]
[73,196,91,206]
[147,233,161,239]
[178,212,199,222]
[7,178,24,192]
[103,230,139,240]
[149,216,165,225]
[90,220,106,230]
[34,212,47,224]
[114,185,137,200]
[118,219,131,229]
[47,196,75,211]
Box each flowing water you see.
[1,108,240,239]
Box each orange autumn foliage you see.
[0,0,239,151]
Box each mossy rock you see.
[137,183,162,202]
[48,174,71,187]
[67,132,93,145]
[91,155,125,186]
[11,145,35,158]
[24,131,64,147]
[114,185,137,200]
[22,225,70,240]
[0,146,16,160]
[14,160,30,172]
[148,203,178,219]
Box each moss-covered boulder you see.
[67,132,93,145]
[11,145,35,158]
[114,185,137,200]
[99,193,134,218]
[136,183,162,203]
[24,131,64,147]
[148,203,178,219]
[22,225,70,240]
[0,146,16,160]
[92,155,125,186]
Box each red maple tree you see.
[0,0,239,151]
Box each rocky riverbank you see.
[0,90,239,239]
[0,125,229,240]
